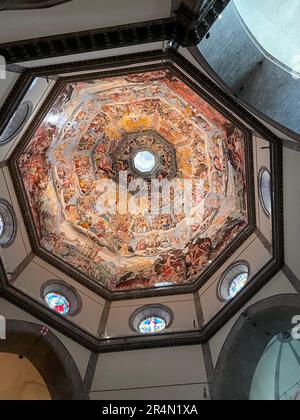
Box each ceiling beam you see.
[0,18,177,65]
[174,0,231,47]
[0,0,231,64]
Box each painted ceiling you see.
[18,69,248,293]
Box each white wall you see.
[107,294,197,338]
[283,147,300,278]
[0,0,172,43]
[90,345,208,400]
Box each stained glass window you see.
[260,169,271,215]
[219,262,250,301]
[0,200,16,247]
[0,214,4,238]
[228,272,248,298]
[154,281,174,287]
[0,101,32,144]
[138,316,166,334]
[45,292,70,315]
[134,150,156,173]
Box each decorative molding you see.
[0,18,177,65]
[175,0,231,46]
[0,0,231,64]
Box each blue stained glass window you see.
[0,214,4,238]
[45,292,70,315]
[228,272,248,298]
[138,316,166,334]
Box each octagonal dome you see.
[13,68,251,295]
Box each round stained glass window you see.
[0,213,4,238]
[133,150,156,173]
[45,292,70,315]
[259,168,271,216]
[0,200,17,247]
[0,101,33,145]
[41,281,81,317]
[138,316,166,334]
[130,305,173,334]
[219,262,250,301]
[229,272,248,298]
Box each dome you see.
[250,332,300,400]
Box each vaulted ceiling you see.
[0,0,289,350]
[14,69,249,295]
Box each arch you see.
[0,320,85,400]
[213,294,300,400]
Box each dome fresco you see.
[17,69,248,293]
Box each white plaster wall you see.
[283,147,300,278]
[0,0,172,43]
[90,345,208,400]
[0,72,19,108]
[0,168,31,273]
[13,256,105,336]
[107,293,197,337]
[198,234,271,325]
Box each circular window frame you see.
[218,261,250,302]
[0,199,17,248]
[258,167,272,217]
[129,304,174,334]
[0,101,33,146]
[41,281,82,317]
